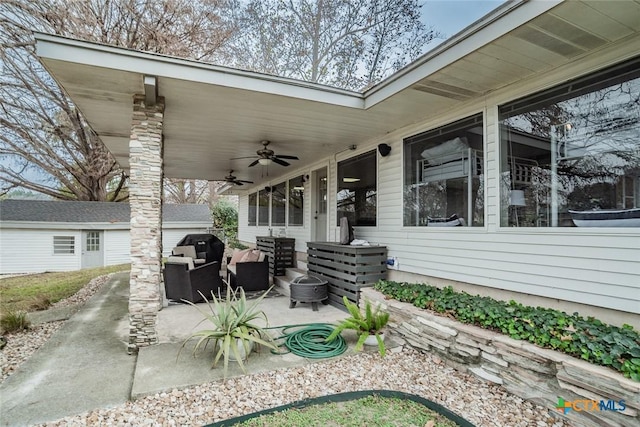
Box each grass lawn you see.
[0,264,130,315]
[230,394,461,427]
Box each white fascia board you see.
[0,221,129,230]
[363,0,562,108]
[34,33,364,109]
[162,221,212,229]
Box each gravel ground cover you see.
[0,274,573,427]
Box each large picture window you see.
[499,58,640,227]
[403,114,484,227]
[248,192,257,226]
[288,175,304,226]
[271,182,286,226]
[337,150,377,226]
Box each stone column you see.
[128,94,165,354]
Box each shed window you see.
[53,236,75,254]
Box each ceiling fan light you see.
[258,158,272,166]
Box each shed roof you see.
[0,200,211,224]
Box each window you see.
[248,192,257,226]
[258,189,270,226]
[271,182,286,226]
[53,236,75,254]
[337,150,377,226]
[499,58,640,227]
[288,175,304,226]
[403,114,484,227]
[85,232,100,251]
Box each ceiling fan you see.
[213,170,253,186]
[231,140,299,167]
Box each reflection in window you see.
[288,175,304,226]
[337,150,377,226]
[271,182,286,226]
[258,189,269,226]
[248,192,257,226]
[403,114,484,227]
[499,58,640,227]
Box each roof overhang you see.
[34,0,640,188]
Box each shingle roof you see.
[0,200,211,223]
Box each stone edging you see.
[360,288,640,427]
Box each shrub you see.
[374,280,640,381]
[1,310,31,333]
[28,295,51,311]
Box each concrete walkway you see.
[0,272,348,426]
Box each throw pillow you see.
[239,249,261,263]
[229,249,250,266]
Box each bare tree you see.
[0,0,234,201]
[164,179,209,204]
[224,0,437,91]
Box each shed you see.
[0,200,212,273]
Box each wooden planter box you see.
[306,242,387,310]
[256,236,295,276]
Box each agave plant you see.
[326,296,390,356]
[180,285,278,376]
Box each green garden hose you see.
[268,323,347,359]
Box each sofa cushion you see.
[172,245,197,259]
[229,248,250,266]
[239,249,262,263]
[167,256,195,270]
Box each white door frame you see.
[311,166,328,242]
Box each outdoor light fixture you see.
[378,143,391,157]
[258,158,272,166]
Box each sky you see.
[421,0,507,44]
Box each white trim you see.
[34,33,364,109]
[34,0,559,112]
[363,0,562,107]
[0,221,209,230]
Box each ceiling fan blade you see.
[237,180,254,184]
[248,159,260,167]
[234,181,244,186]
[275,155,299,160]
[230,156,258,160]
[271,157,290,166]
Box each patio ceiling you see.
[35,0,640,188]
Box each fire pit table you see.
[289,275,329,311]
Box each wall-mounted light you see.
[378,143,391,157]
[258,158,272,166]
[301,174,309,183]
[264,186,274,193]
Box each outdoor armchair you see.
[164,256,222,303]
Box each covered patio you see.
[33,0,640,350]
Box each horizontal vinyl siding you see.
[162,227,210,256]
[233,43,640,316]
[0,225,210,273]
[0,229,80,273]
[103,230,131,265]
